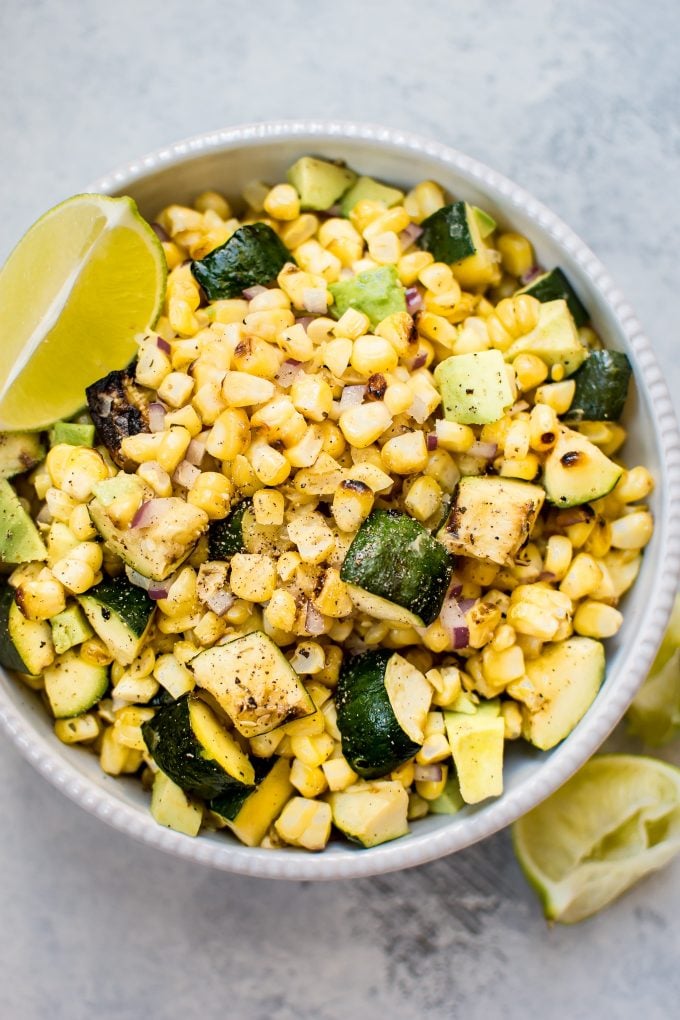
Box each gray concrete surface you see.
[1,1,679,1017]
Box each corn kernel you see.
[264,589,298,633]
[573,600,623,638]
[559,553,604,600]
[339,401,392,448]
[230,553,277,602]
[222,371,275,407]
[534,380,576,415]
[381,431,428,474]
[610,511,654,550]
[403,475,441,523]
[264,183,300,220]
[157,371,194,408]
[55,713,100,745]
[497,233,534,277]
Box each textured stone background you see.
[1,1,679,1017]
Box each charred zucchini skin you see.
[565,350,632,422]
[336,649,420,779]
[0,583,29,673]
[207,498,252,560]
[191,223,292,301]
[340,509,454,626]
[209,758,273,821]
[85,365,150,467]
[142,694,255,801]
[80,575,154,640]
[520,267,589,328]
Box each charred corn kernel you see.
[113,706,155,751]
[501,700,523,740]
[60,448,108,501]
[248,439,291,486]
[157,426,192,474]
[404,180,445,222]
[69,541,103,573]
[417,311,458,347]
[205,407,250,461]
[610,511,654,550]
[416,764,448,801]
[482,644,525,686]
[264,589,298,632]
[497,233,534,277]
[136,461,173,498]
[288,641,326,674]
[318,216,362,249]
[578,421,627,457]
[68,503,97,541]
[263,182,300,220]
[391,760,415,787]
[314,568,353,618]
[187,472,232,519]
[529,403,559,451]
[111,672,159,704]
[347,461,393,493]
[51,556,95,594]
[222,371,275,407]
[403,475,442,523]
[499,453,540,481]
[416,732,451,765]
[534,380,576,415]
[290,759,327,798]
[362,621,389,645]
[306,681,332,711]
[504,419,531,459]
[154,654,195,698]
[55,713,100,745]
[252,488,285,526]
[423,448,459,492]
[277,264,328,311]
[544,535,573,581]
[135,343,172,388]
[275,797,332,850]
[15,574,65,620]
[290,375,333,422]
[170,337,202,370]
[559,553,603,600]
[615,467,654,504]
[513,352,550,391]
[81,637,113,667]
[156,371,194,408]
[339,401,392,448]
[350,335,399,376]
[321,756,357,792]
[331,478,374,532]
[333,307,371,341]
[397,249,434,285]
[574,600,623,639]
[165,404,202,437]
[230,553,277,602]
[381,431,428,474]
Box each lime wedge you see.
[513,754,680,923]
[0,194,165,431]
[627,593,680,745]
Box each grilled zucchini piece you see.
[0,581,54,675]
[211,757,294,847]
[85,365,150,468]
[437,477,544,565]
[518,266,589,328]
[0,479,47,564]
[542,428,623,507]
[565,350,632,423]
[43,649,108,718]
[328,780,409,847]
[78,574,154,666]
[191,223,291,301]
[0,432,44,479]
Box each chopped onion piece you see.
[467,441,498,460]
[173,460,201,489]
[125,566,153,591]
[151,222,170,243]
[242,284,268,300]
[130,500,167,529]
[276,359,304,388]
[302,288,328,314]
[399,223,423,248]
[305,600,326,635]
[148,583,170,601]
[405,286,424,314]
[408,394,429,424]
[296,316,316,331]
[156,336,171,354]
[510,399,530,415]
[339,385,365,411]
[205,589,236,616]
[426,433,438,451]
[440,587,473,649]
[36,504,52,525]
[185,438,206,467]
[148,402,167,433]
[414,764,443,783]
[520,265,543,285]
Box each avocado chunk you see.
[519,267,589,328]
[287,156,357,211]
[86,366,150,469]
[542,428,623,507]
[0,432,44,479]
[191,222,292,301]
[521,637,605,750]
[504,299,587,376]
[472,206,497,238]
[49,603,94,655]
[0,479,47,564]
[328,780,409,847]
[444,709,505,804]
[329,265,406,328]
[50,421,96,448]
[565,350,632,423]
[434,348,514,425]
[437,476,545,565]
[340,175,404,216]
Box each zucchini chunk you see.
[340,175,404,216]
[437,477,544,565]
[287,156,357,211]
[434,349,514,425]
[85,366,150,468]
[340,508,454,627]
[565,350,632,423]
[150,770,203,837]
[0,478,47,564]
[191,223,292,301]
[207,498,290,561]
[428,774,465,815]
[43,649,108,718]
[520,637,605,750]
[211,757,294,847]
[542,428,623,507]
[142,693,256,800]
[519,267,589,328]
[504,299,587,376]
[329,265,406,328]
[49,603,94,655]
[190,631,316,737]
[78,575,154,666]
[420,201,499,288]
[328,780,409,848]
[336,649,431,779]
[444,707,505,804]
[0,582,54,675]
[0,431,44,479]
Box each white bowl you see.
[2,121,680,880]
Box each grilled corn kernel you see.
[559,553,604,600]
[287,511,335,564]
[135,343,172,388]
[230,553,277,602]
[331,478,374,532]
[339,401,392,448]
[501,700,523,740]
[69,541,103,573]
[288,641,326,674]
[222,371,275,407]
[290,759,328,798]
[60,448,109,502]
[51,556,96,595]
[333,308,371,341]
[513,353,549,392]
[416,764,448,801]
[381,430,429,474]
[314,568,353,618]
[534,380,576,415]
[100,727,133,776]
[15,574,66,620]
[248,439,291,486]
[290,375,334,422]
[205,407,250,461]
[423,448,459,492]
[350,335,399,376]
[137,461,173,497]
[610,511,654,550]
[497,233,534,277]
[253,488,285,526]
[403,475,441,523]
[416,732,451,765]
[615,467,654,504]
[68,503,97,541]
[263,183,300,220]
[81,637,113,667]
[264,589,298,633]
[187,472,232,519]
[433,420,475,454]
[543,535,573,581]
[55,713,100,745]
[154,654,195,698]
[573,600,624,638]
[113,706,155,750]
[482,644,525,686]
[404,180,445,222]
[157,426,192,474]
[165,404,202,437]
[157,371,195,408]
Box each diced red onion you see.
[276,359,304,388]
[204,589,236,616]
[173,460,201,489]
[148,583,170,601]
[339,385,365,411]
[426,433,438,451]
[520,265,544,285]
[555,506,594,526]
[538,571,557,582]
[156,336,171,354]
[458,597,477,614]
[125,567,153,591]
[151,222,170,243]
[130,500,167,529]
[296,316,316,331]
[448,574,464,599]
[414,764,443,783]
[405,286,424,314]
[399,223,423,247]
[408,394,429,424]
[467,441,498,460]
[411,352,427,370]
[305,600,326,635]
[302,288,328,315]
[185,438,206,467]
[440,595,470,649]
[148,402,167,433]
[243,284,268,300]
